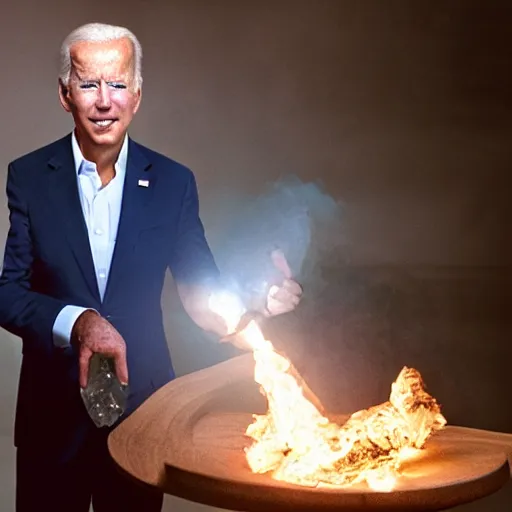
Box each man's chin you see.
[88,131,126,148]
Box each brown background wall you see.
[0,1,510,510]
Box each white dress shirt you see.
[52,131,128,348]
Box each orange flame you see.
[240,320,447,491]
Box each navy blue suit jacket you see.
[0,134,219,460]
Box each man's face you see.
[59,38,141,151]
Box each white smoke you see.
[213,175,347,306]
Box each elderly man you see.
[0,22,302,512]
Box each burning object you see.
[235,319,446,491]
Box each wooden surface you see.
[108,353,512,511]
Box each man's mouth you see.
[91,119,117,128]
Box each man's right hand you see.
[71,310,129,389]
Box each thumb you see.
[113,351,129,386]
[271,249,292,279]
[79,346,93,389]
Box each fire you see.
[240,320,447,491]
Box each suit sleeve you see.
[0,162,67,354]
[168,172,220,286]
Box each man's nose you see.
[95,81,112,109]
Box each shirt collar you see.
[71,130,129,178]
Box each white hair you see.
[59,22,143,89]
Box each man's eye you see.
[109,83,127,89]
[80,83,97,89]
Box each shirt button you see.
[99,272,106,279]
[94,228,103,235]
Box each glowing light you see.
[238,320,447,490]
[208,290,246,334]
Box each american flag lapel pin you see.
[138,179,149,187]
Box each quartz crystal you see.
[80,353,128,428]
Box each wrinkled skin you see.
[58,37,141,181]
[72,311,128,388]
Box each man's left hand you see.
[264,250,303,317]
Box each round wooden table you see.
[108,353,512,511]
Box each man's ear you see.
[58,79,72,112]
[133,86,142,115]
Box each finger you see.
[283,278,303,296]
[266,297,295,316]
[269,286,301,305]
[266,291,300,317]
[271,249,292,279]
[113,349,129,386]
[79,346,93,389]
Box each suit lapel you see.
[47,134,100,301]
[102,139,153,304]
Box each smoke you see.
[212,175,347,307]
